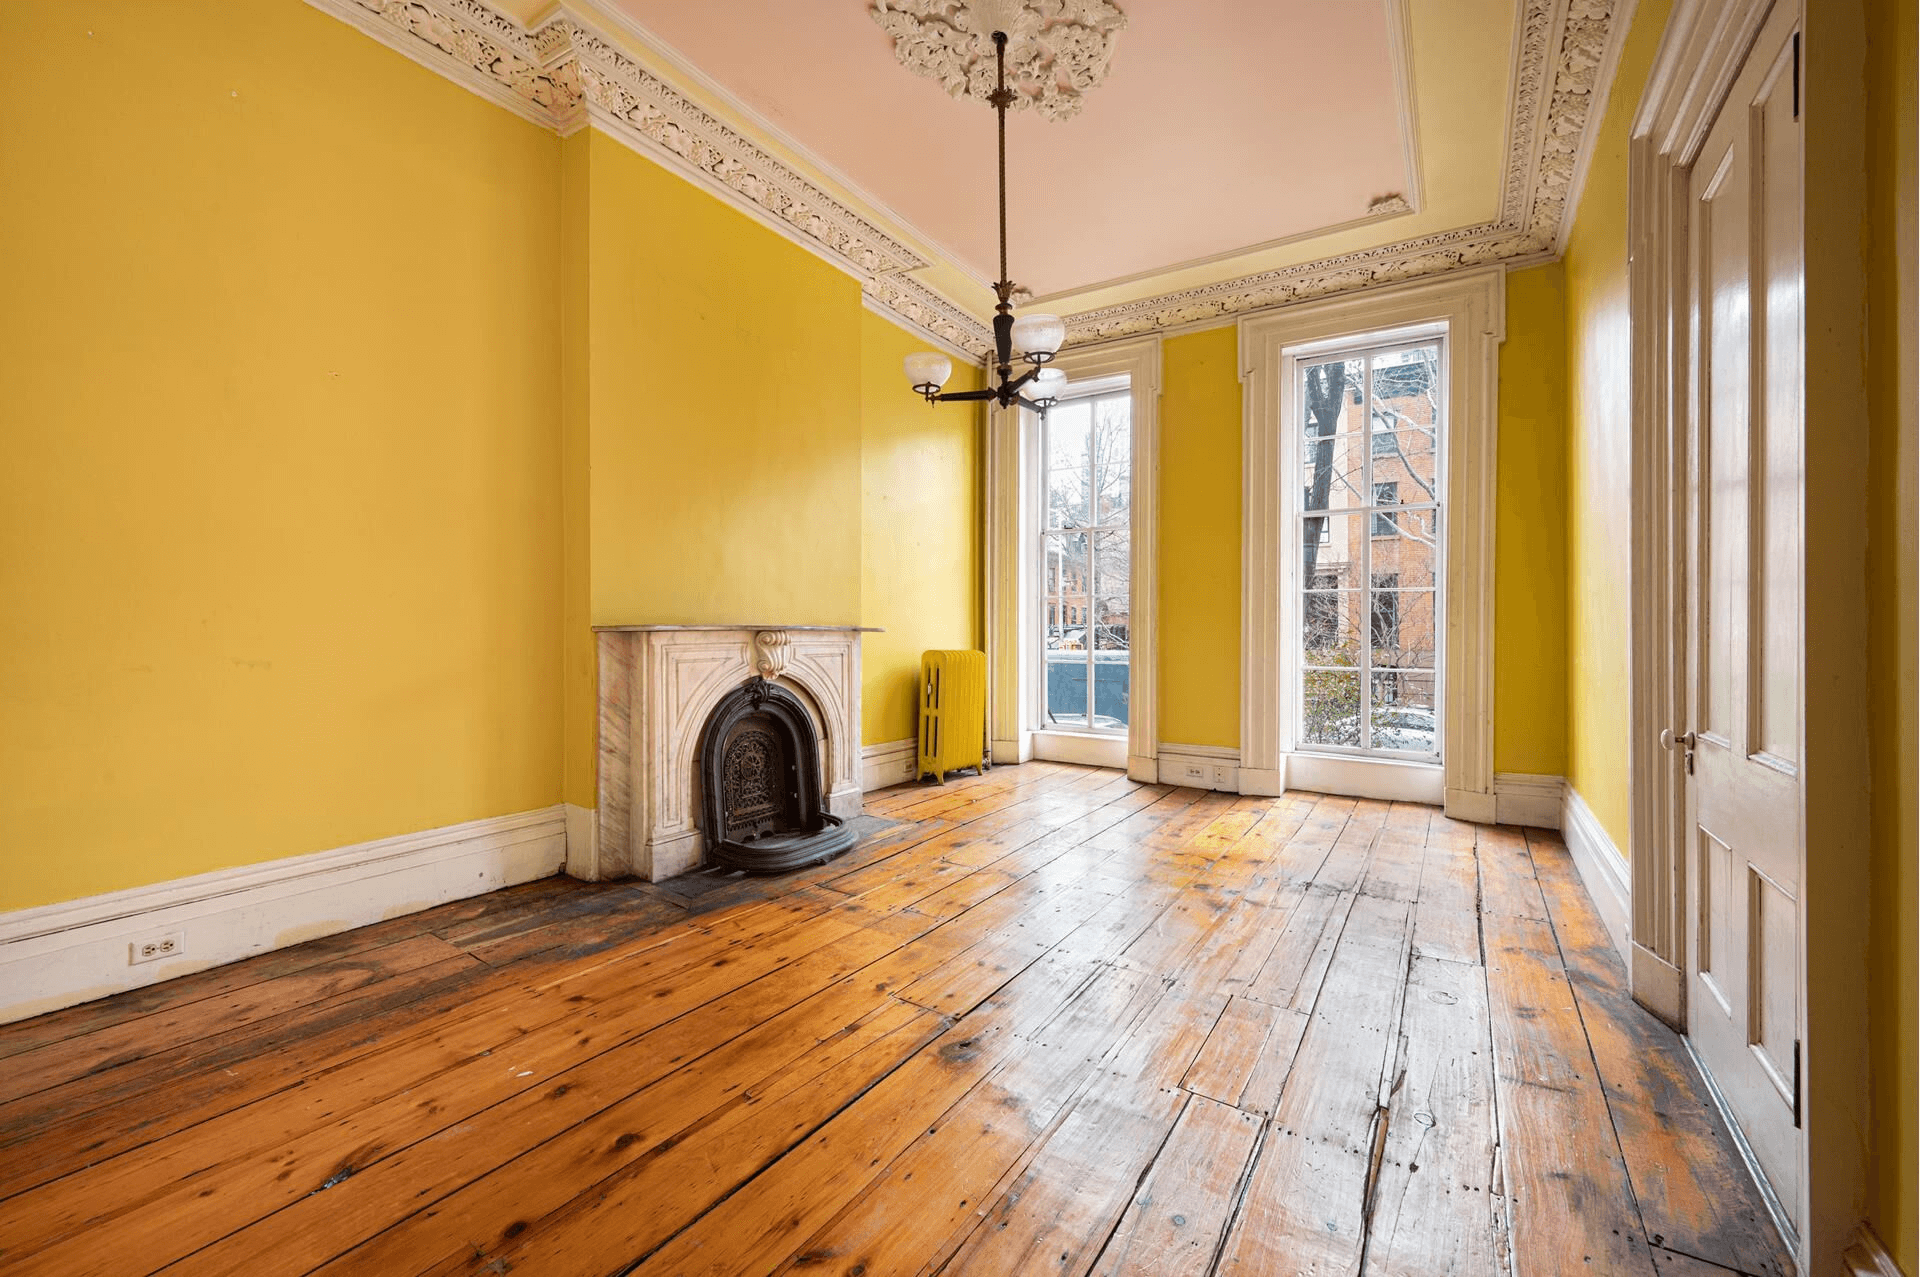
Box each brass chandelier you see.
[900,29,1068,413]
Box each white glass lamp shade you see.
[903,351,954,392]
[1028,367,1067,402]
[1011,312,1066,360]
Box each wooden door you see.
[1682,1,1804,1222]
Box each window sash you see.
[1293,338,1445,760]
[1040,389,1131,736]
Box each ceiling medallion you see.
[871,0,1127,121]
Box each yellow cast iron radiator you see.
[918,649,989,783]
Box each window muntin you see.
[1296,341,1442,759]
[1042,391,1131,733]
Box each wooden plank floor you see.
[0,764,1795,1276]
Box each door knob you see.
[1659,727,1698,775]
[1658,728,1697,751]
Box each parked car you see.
[1321,707,1436,752]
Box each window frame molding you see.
[1238,267,1504,817]
[986,336,1161,780]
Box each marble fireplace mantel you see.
[590,624,879,882]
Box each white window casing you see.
[1240,268,1504,819]
[986,337,1161,781]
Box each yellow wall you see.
[1560,0,1674,853]
[569,131,977,761]
[583,131,864,629]
[858,315,984,745]
[1495,265,1571,776]
[0,0,566,911]
[1865,0,1918,1260]
[1159,327,1244,749]
[0,6,984,906]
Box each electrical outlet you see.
[1212,764,1234,788]
[130,931,184,965]
[1183,763,1207,783]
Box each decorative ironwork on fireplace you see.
[697,678,858,874]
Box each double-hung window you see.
[1295,340,1443,759]
[1040,390,1131,734]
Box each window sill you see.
[1031,730,1128,769]
[1285,752,1444,804]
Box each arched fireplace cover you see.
[697,678,857,874]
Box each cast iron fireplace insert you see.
[696,677,857,874]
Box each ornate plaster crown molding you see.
[1061,0,1620,344]
[309,0,1623,358]
[869,0,1128,122]
[308,0,995,358]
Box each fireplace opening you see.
[697,678,858,874]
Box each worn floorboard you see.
[0,764,1794,1277]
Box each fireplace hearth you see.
[697,677,857,873]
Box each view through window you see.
[1042,390,1131,733]
[1298,341,1442,757]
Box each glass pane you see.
[1301,358,1361,434]
[1371,507,1437,589]
[1093,597,1129,652]
[1370,345,1440,417]
[1091,651,1129,729]
[1046,399,1092,529]
[1371,669,1437,754]
[1368,430,1439,500]
[1091,395,1131,525]
[1045,653,1090,729]
[1300,512,1360,585]
[1301,669,1363,748]
[1043,531,1089,646]
[1302,588,1363,666]
[1370,587,1435,669]
[1370,482,1400,536]
[1301,358,1362,514]
[1300,424,1366,514]
[1090,528,1124,600]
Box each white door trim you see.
[1238,268,1504,817]
[986,336,1162,781]
[1627,0,1872,1264]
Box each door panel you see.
[1683,3,1803,1220]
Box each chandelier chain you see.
[995,31,1009,295]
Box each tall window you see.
[1042,390,1131,733]
[1297,341,1442,758]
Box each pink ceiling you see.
[612,1,1411,300]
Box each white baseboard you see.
[1156,743,1241,792]
[0,806,567,1026]
[1561,785,1631,967]
[1494,772,1566,828]
[1846,1225,1904,1277]
[860,738,918,792]
[1237,766,1282,797]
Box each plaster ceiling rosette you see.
[870,0,1127,121]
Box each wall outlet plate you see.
[129,931,185,965]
